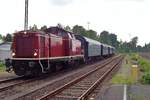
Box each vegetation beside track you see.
[112,53,150,84]
[129,53,150,84]
[111,74,134,84]
[0,61,5,72]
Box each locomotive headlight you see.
[12,52,15,57]
[24,31,27,34]
[34,52,37,56]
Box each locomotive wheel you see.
[13,65,27,76]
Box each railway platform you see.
[96,84,150,100]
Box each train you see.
[5,27,115,76]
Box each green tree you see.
[4,33,12,42]
[72,25,87,36]
[99,31,110,44]
[64,25,71,31]
[118,41,130,53]
[109,33,119,48]
[86,30,97,40]
[40,25,47,31]
[129,36,138,52]
[2,36,5,41]
[29,24,39,31]
[0,34,2,39]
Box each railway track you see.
[0,76,23,84]
[0,76,27,92]
[0,76,39,92]
[1,56,122,100]
[14,55,122,100]
[38,56,123,100]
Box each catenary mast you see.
[24,0,28,31]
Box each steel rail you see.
[0,76,24,84]
[0,76,46,92]
[78,57,123,100]
[0,78,33,92]
[38,55,121,100]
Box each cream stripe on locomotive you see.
[10,55,84,60]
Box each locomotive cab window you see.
[59,31,67,37]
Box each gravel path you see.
[0,72,17,80]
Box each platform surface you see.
[96,85,150,100]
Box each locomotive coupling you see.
[5,59,13,72]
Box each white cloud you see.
[49,0,74,6]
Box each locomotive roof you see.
[45,27,74,34]
[75,34,115,49]
[84,37,102,45]
[102,43,115,49]
[13,30,51,38]
[75,35,102,45]
[15,30,46,35]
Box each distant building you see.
[0,42,12,61]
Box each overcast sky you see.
[0,0,149,46]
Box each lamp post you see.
[24,0,28,31]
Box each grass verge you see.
[111,55,136,84]
[112,74,135,84]
[112,53,150,84]
[0,61,5,72]
[130,53,150,84]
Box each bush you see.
[0,61,5,72]
[0,61,4,67]
[129,53,150,72]
[129,53,150,84]
[130,53,139,61]
[136,56,150,84]
[138,58,150,72]
[141,71,150,84]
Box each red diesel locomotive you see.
[5,27,115,76]
[6,27,83,76]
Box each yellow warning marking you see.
[131,65,139,82]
